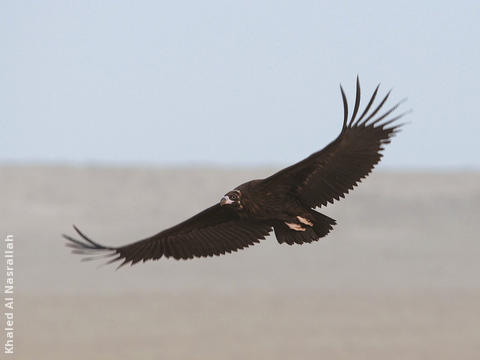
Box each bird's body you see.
[64,78,408,267]
[235,179,331,236]
[235,179,299,221]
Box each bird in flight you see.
[64,78,408,267]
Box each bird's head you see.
[220,190,242,208]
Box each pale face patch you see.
[220,196,234,205]
[297,216,313,226]
[285,222,306,232]
[220,189,243,208]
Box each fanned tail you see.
[274,210,336,245]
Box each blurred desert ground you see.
[2,166,480,359]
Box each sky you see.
[1,1,479,169]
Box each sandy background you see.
[2,166,479,359]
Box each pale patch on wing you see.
[297,216,313,226]
[285,222,306,232]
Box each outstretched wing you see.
[64,204,271,266]
[262,77,408,208]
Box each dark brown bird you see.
[64,78,408,267]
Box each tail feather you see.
[310,210,336,238]
[274,210,336,245]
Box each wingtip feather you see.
[340,84,348,129]
[349,76,361,126]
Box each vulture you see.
[64,78,408,267]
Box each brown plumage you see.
[64,78,408,267]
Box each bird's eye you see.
[230,194,237,200]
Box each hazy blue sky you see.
[2,1,479,169]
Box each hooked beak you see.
[220,196,233,206]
